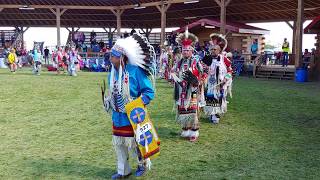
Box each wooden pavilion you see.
[0,0,319,69]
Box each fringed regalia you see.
[172,29,203,141]
[202,34,233,123]
[101,33,158,178]
[68,49,80,76]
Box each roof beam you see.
[285,21,294,29]
[111,9,124,36]
[0,0,186,11]
[120,0,183,10]
[226,0,232,7]
[1,4,117,10]
[61,9,68,16]
[214,0,222,6]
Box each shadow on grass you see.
[157,126,180,139]
[25,158,113,179]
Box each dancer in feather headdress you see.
[171,29,204,142]
[201,33,233,124]
[101,33,157,179]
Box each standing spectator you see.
[90,30,97,48]
[99,39,105,50]
[303,49,311,68]
[44,46,50,64]
[130,29,136,36]
[251,39,258,60]
[103,49,111,72]
[1,32,4,47]
[282,38,290,67]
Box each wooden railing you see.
[78,52,105,59]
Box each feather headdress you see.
[111,33,156,77]
[209,33,228,52]
[176,28,198,50]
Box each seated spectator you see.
[303,49,311,68]
[92,44,100,53]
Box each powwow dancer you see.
[7,48,17,73]
[32,48,42,75]
[201,34,233,124]
[68,47,81,76]
[101,33,159,179]
[171,29,203,142]
[159,48,168,79]
[55,47,65,74]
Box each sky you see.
[0,21,316,51]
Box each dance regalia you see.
[202,54,232,115]
[32,50,42,75]
[202,33,233,123]
[56,49,66,72]
[171,30,203,141]
[159,50,168,79]
[101,33,159,178]
[68,50,81,76]
[174,56,202,126]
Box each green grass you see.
[0,68,319,179]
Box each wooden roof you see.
[305,16,320,34]
[0,0,319,28]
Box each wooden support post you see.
[56,8,61,47]
[21,27,29,49]
[156,3,171,47]
[292,21,297,54]
[295,0,304,68]
[111,9,124,37]
[50,8,67,47]
[285,21,297,54]
[220,0,226,34]
[215,0,231,35]
[103,27,115,48]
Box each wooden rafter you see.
[285,21,294,29]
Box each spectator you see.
[1,32,4,47]
[251,39,258,60]
[90,30,97,48]
[303,49,311,68]
[130,29,136,36]
[104,49,111,72]
[82,44,87,53]
[282,38,290,67]
[44,46,50,64]
[123,31,129,38]
[99,39,105,50]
